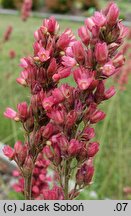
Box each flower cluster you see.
[21,0,32,21]
[3,3,127,200]
[12,152,52,199]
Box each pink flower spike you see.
[3,145,15,159]
[4,108,19,121]
[38,48,50,62]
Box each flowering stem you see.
[64,160,70,199]
[24,173,33,200]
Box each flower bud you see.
[78,26,90,46]
[107,3,119,26]
[85,17,95,31]
[113,53,125,68]
[104,86,116,100]
[3,145,15,160]
[82,127,95,141]
[17,102,28,122]
[72,41,85,64]
[23,156,34,176]
[4,108,19,121]
[102,62,115,77]
[42,122,55,139]
[90,110,106,124]
[42,96,54,111]
[43,16,59,34]
[52,88,65,104]
[66,110,77,128]
[87,142,99,157]
[14,141,23,154]
[44,146,54,160]
[68,139,82,156]
[76,163,94,186]
[93,12,106,27]
[47,58,57,77]
[95,42,108,64]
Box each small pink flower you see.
[95,42,108,64]
[107,3,119,25]
[93,12,106,27]
[104,86,116,99]
[113,53,125,68]
[14,141,23,154]
[87,142,99,157]
[53,67,71,82]
[42,96,54,111]
[62,56,76,67]
[85,17,95,31]
[78,26,90,46]
[90,110,106,124]
[73,68,93,90]
[17,102,28,122]
[72,41,85,64]
[102,62,115,76]
[4,108,19,121]
[3,145,15,159]
[43,16,59,34]
[68,139,82,156]
[76,163,94,186]
[20,58,28,68]
[38,48,50,62]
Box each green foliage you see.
[8,191,24,200]
[1,0,15,9]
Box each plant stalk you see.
[64,160,69,199]
[24,173,33,200]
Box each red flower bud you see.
[104,86,116,100]
[95,42,108,64]
[90,110,106,124]
[17,102,28,122]
[78,26,90,46]
[72,41,85,64]
[87,142,99,157]
[3,145,15,160]
[107,3,119,26]
[68,139,82,156]
[93,12,106,27]
[76,163,94,186]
